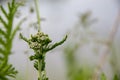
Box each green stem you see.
[34,0,41,31]
[38,59,42,80]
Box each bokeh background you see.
[0,0,120,80]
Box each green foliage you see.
[0,0,23,79]
[0,59,17,80]
[63,11,97,80]
[100,73,107,80]
[20,31,67,80]
[79,11,97,27]
[110,45,120,80]
[99,73,120,80]
[19,0,67,79]
[64,45,93,80]
[68,67,93,80]
[113,74,119,80]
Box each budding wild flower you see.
[20,31,67,80]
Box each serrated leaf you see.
[45,35,67,52]
[0,6,8,19]
[8,3,11,12]
[10,17,26,41]
[0,0,20,79]
[0,29,6,36]
[0,59,7,71]
[0,62,17,79]
[34,61,38,70]
[0,48,5,54]
[0,38,6,47]
[0,16,8,29]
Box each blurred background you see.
[0,0,120,80]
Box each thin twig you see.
[92,10,120,80]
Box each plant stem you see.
[34,0,41,31]
[34,0,42,79]
[38,59,42,80]
[92,10,120,80]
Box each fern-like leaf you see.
[0,38,6,47]
[0,48,5,54]
[0,16,8,29]
[0,6,8,19]
[11,17,26,41]
[0,0,24,79]
[0,29,6,37]
[0,59,17,79]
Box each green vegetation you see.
[20,0,67,80]
[0,0,24,79]
[0,0,120,80]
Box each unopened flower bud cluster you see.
[28,32,51,50]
